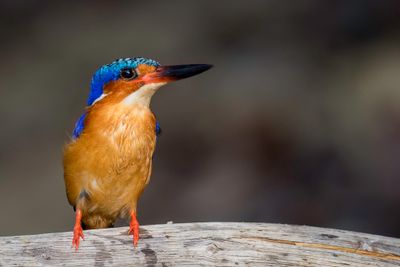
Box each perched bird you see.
[63,57,212,249]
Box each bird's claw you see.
[72,224,84,250]
[129,211,140,247]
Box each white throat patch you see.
[92,93,108,105]
[123,82,166,107]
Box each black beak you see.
[143,64,213,83]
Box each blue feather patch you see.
[156,121,162,136]
[72,113,87,139]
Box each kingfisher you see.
[63,57,212,249]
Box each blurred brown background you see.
[0,0,400,238]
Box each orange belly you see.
[63,103,156,228]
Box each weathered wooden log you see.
[0,222,399,266]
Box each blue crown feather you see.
[72,57,161,139]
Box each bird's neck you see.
[84,102,156,141]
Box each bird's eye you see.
[120,68,137,80]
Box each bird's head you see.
[88,57,212,107]
[71,57,212,139]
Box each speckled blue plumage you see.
[72,57,161,139]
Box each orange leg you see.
[72,209,84,250]
[128,211,140,247]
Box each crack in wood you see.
[240,236,400,261]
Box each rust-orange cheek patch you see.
[137,64,157,76]
[99,80,143,104]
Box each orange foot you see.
[128,211,139,247]
[72,209,84,250]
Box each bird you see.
[63,57,212,250]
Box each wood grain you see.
[0,222,399,266]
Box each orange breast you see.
[63,102,156,226]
